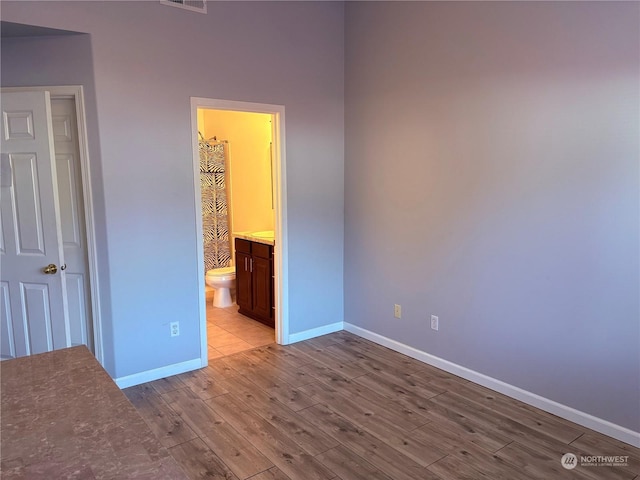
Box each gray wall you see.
[344,2,639,431]
[2,1,345,379]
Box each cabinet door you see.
[252,255,273,323]
[236,251,252,310]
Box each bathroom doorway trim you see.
[190,98,289,365]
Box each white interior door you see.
[0,90,70,359]
[51,98,93,349]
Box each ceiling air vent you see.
[160,0,207,14]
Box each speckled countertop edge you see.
[233,232,275,246]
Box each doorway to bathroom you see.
[190,98,288,366]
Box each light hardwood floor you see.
[124,331,640,480]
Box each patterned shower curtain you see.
[199,137,231,271]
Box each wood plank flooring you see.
[124,331,640,480]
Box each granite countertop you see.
[0,346,187,479]
[234,230,275,246]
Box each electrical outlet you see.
[394,304,402,319]
[170,321,180,337]
[431,315,439,331]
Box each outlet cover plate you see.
[170,321,180,337]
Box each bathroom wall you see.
[197,109,205,137]
[201,110,274,236]
[344,1,639,432]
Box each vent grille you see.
[160,0,207,14]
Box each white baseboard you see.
[113,321,342,388]
[114,357,203,389]
[287,321,344,344]
[344,322,640,448]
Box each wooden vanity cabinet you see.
[235,238,274,328]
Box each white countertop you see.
[234,231,275,246]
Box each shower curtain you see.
[200,137,232,271]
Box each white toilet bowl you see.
[205,266,236,308]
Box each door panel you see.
[252,256,272,320]
[52,112,73,143]
[21,282,54,354]
[0,281,15,359]
[0,206,5,254]
[51,98,92,348]
[0,90,70,359]
[236,251,252,310]
[65,273,88,346]
[10,153,46,254]
[55,154,82,246]
[3,110,35,140]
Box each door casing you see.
[3,85,104,365]
[190,97,289,368]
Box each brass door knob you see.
[43,264,58,275]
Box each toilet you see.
[205,266,236,308]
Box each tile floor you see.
[205,293,275,359]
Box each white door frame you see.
[190,98,289,367]
[3,85,104,365]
